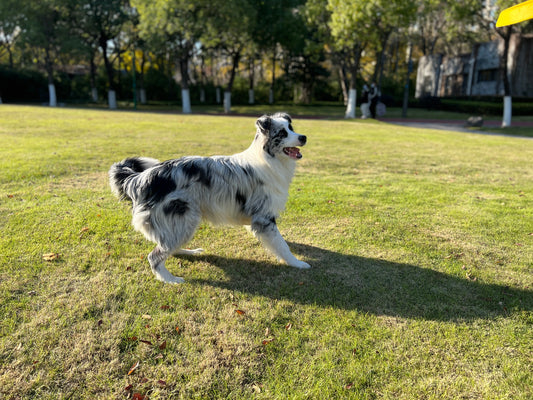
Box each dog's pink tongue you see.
[286,147,302,159]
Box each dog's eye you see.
[277,129,288,139]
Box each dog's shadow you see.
[187,242,532,322]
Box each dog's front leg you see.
[251,216,310,269]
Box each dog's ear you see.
[256,115,272,135]
[272,112,292,123]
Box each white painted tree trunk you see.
[108,90,117,109]
[269,88,274,104]
[182,89,191,114]
[91,87,98,102]
[48,84,57,107]
[224,91,231,114]
[200,88,206,103]
[248,89,255,104]
[216,87,221,103]
[502,96,512,128]
[140,88,147,104]
[345,89,356,119]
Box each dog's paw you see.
[158,275,185,284]
[153,270,185,284]
[290,260,311,269]
[178,248,204,255]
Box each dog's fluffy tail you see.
[109,157,160,201]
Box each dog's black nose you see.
[299,135,307,145]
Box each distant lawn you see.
[0,105,532,399]
[80,99,533,136]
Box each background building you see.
[415,33,533,98]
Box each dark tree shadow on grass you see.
[187,243,532,322]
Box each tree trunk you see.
[179,54,191,114]
[224,50,241,114]
[499,26,512,128]
[48,84,57,107]
[181,89,191,114]
[89,53,98,102]
[248,58,255,104]
[108,90,117,109]
[44,47,57,107]
[345,89,356,119]
[402,43,413,118]
[269,49,276,104]
[345,46,362,119]
[139,53,147,104]
[223,91,232,114]
[338,64,348,106]
[100,36,117,109]
[140,89,147,104]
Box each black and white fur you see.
[109,113,310,284]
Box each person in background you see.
[360,84,370,119]
[369,82,380,119]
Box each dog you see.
[109,112,310,284]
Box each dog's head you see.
[255,113,307,160]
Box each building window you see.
[477,68,498,82]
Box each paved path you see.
[381,117,533,135]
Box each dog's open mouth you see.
[283,147,302,160]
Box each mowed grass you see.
[0,105,532,399]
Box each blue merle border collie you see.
[109,113,310,284]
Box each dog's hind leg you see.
[251,216,310,269]
[146,200,203,283]
[148,245,185,284]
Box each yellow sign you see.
[496,0,533,27]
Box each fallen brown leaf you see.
[42,253,60,261]
[235,309,245,315]
[127,361,139,375]
[159,341,167,350]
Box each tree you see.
[327,0,417,118]
[327,0,376,118]
[0,0,22,69]
[475,0,531,127]
[19,0,71,107]
[492,0,529,128]
[252,0,305,104]
[133,0,206,114]
[203,0,258,113]
[287,2,329,104]
[66,0,130,109]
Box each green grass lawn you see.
[1,105,532,399]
